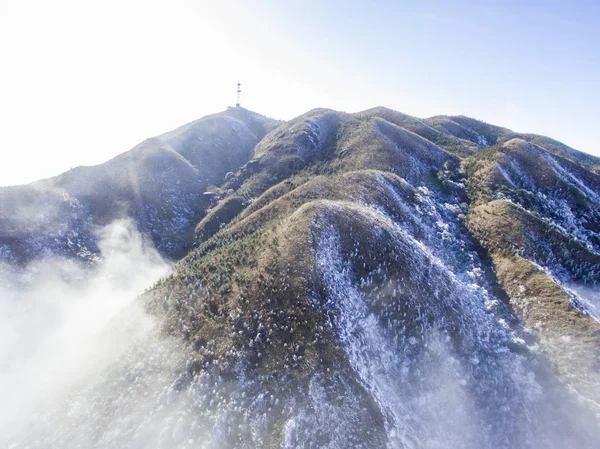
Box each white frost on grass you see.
[546,154,600,204]
[312,203,564,448]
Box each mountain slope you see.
[464,137,600,405]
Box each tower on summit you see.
[236,82,241,108]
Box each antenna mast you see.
[236,82,241,108]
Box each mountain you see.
[0,107,279,267]
[2,107,600,448]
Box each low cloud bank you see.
[0,219,170,445]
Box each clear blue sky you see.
[1,0,599,185]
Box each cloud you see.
[0,219,170,445]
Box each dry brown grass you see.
[194,196,246,243]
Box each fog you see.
[569,284,600,321]
[0,220,172,447]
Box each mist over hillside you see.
[1,107,600,448]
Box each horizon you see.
[1,0,599,186]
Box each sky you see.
[0,0,599,186]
